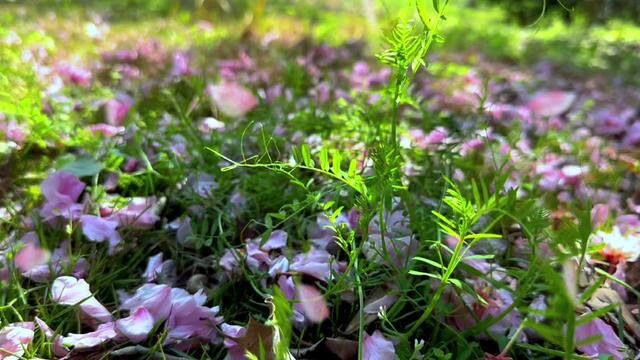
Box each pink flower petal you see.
[39,171,85,222]
[41,171,85,204]
[110,197,163,229]
[0,322,35,360]
[62,322,118,349]
[88,123,125,138]
[268,256,289,278]
[198,117,225,134]
[57,63,92,87]
[220,323,246,339]
[219,249,241,273]
[189,173,218,197]
[164,288,222,345]
[575,317,626,360]
[260,230,288,251]
[171,52,193,77]
[296,284,329,323]
[363,330,396,360]
[35,317,68,357]
[51,276,93,305]
[81,215,121,254]
[142,253,164,282]
[115,307,154,343]
[622,122,640,148]
[51,276,113,324]
[290,249,339,281]
[105,94,133,126]
[591,204,609,229]
[120,284,172,323]
[527,90,576,117]
[14,243,50,274]
[206,82,258,118]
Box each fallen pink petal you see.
[115,307,155,343]
[296,284,330,323]
[51,276,113,324]
[363,330,396,360]
[206,82,258,118]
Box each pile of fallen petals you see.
[2,12,640,360]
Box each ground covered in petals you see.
[2,1,640,359]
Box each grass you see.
[1,1,639,359]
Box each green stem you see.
[498,319,526,357]
[356,210,372,360]
[406,229,467,338]
[354,252,365,360]
[390,76,402,149]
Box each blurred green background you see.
[2,0,640,83]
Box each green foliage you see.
[269,287,294,360]
[442,3,640,84]
[407,178,503,336]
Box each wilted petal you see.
[592,108,630,136]
[73,258,89,279]
[34,317,54,338]
[206,82,258,118]
[278,275,296,300]
[483,288,522,336]
[363,330,396,360]
[80,297,115,325]
[296,284,329,323]
[176,217,193,246]
[116,307,154,343]
[39,171,86,223]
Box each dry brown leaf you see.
[324,337,358,360]
[236,318,275,360]
[343,288,393,334]
[587,288,640,339]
